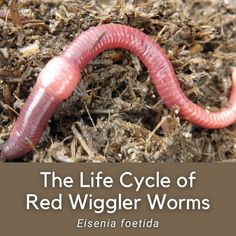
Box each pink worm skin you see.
[1,23,236,159]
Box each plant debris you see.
[0,0,236,162]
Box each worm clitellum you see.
[1,24,236,159]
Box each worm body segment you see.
[1,24,236,159]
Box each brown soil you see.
[0,0,236,162]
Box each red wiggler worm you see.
[1,24,236,159]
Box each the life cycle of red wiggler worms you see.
[0,1,236,236]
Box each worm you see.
[1,23,236,159]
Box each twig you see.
[8,0,22,27]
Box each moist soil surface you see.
[0,0,236,162]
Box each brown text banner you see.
[0,164,235,235]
